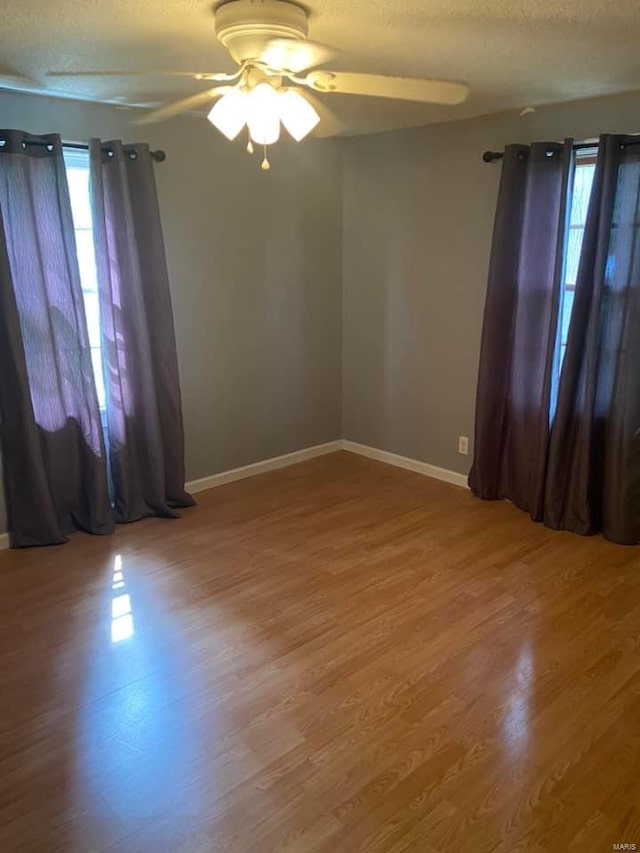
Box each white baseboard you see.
[341,440,469,489]
[0,440,466,547]
[186,440,343,495]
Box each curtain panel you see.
[545,135,640,544]
[0,131,113,547]
[469,141,573,519]
[471,134,640,544]
[89,140,194,522]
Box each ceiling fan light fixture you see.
[207,88,249,140]
[246,82,281,145]
[278,89,320,141]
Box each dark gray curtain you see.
[469,141,573,519]
[89,140,194,522]
[544,135,640,544]
[0,131,113,547]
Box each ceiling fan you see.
[49,0,470,169]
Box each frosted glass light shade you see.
[247,83,281,146]
[279,90,320,141]
[207,89,249,141]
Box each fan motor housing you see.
[215,0,309,64]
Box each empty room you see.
[1,0,640,850]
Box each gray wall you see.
[3,86,640,536]
[343,89,640,475]
[0,91,344,534]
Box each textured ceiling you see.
[2,0,640,136]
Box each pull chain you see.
[261,144,270,171]
[246,128,254,155]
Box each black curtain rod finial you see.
[482,151,503,163]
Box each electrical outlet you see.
[458,435,469,455]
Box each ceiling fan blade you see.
[47,70,237,82]
[303,71,469,105]
[0,69,35,88]
[133,86,233,125]
[258,39,338,73]
[112,98,164,110]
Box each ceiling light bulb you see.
[207,89,248,141]
[246,83,280,146]
[279,90,320,141]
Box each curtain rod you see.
[65,142,166,162]
[481,138,640,163]
[15,138,166,162]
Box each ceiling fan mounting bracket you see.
[214,0,309,65]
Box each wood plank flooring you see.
[1,451,640,852]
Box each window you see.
[63,149,106,409]
[558,150,597,367]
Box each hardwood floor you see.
[1,451,639,852]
